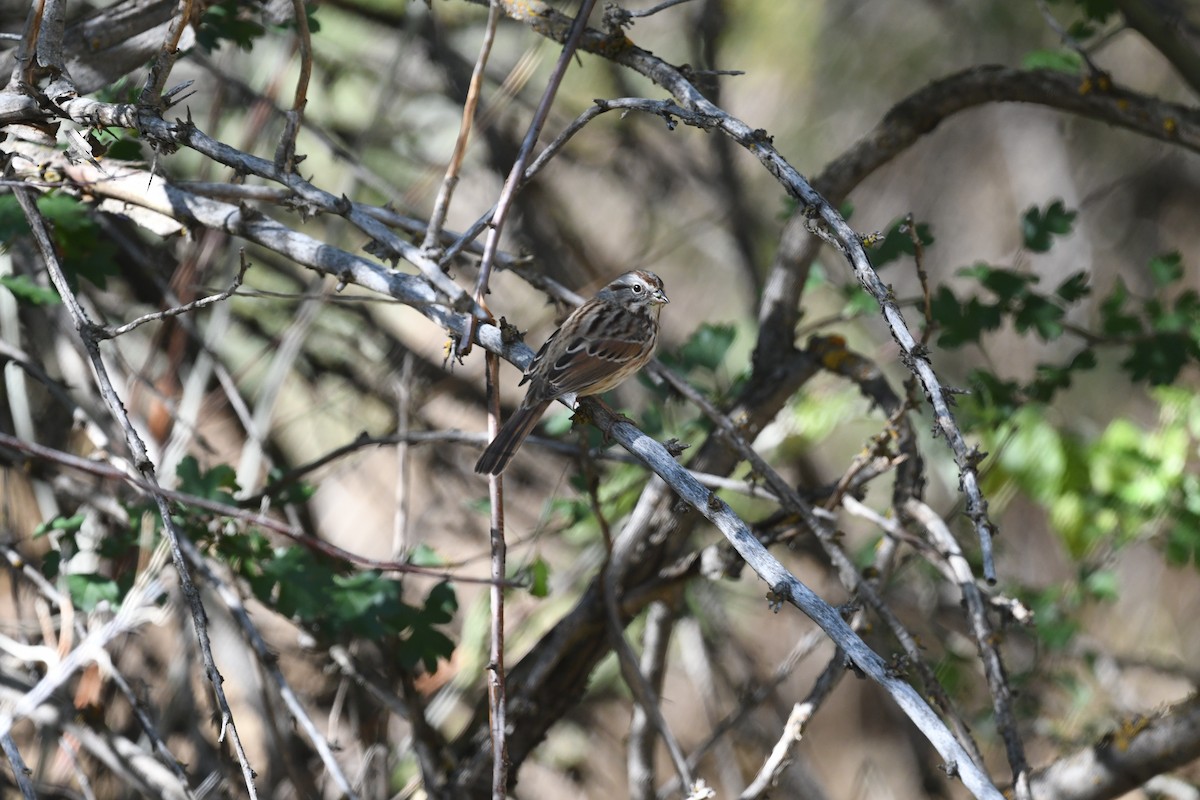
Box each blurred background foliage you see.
[2,0,1200,797]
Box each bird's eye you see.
[632,284,643,293]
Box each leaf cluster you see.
[38,457,457,672]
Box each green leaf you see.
[67,573,122,612]
[1099,278,1143,337]
[34,513,86,538]
[869,218,935,268]
[1166,521,1200,568]
[1079,0,1117,22]
[35,194,121,290]
[1014,294,1065,340]
[0,274,59,305]
[215,529,272,572]
[408,543,445,567]
[674,323,736,373]
[105,135,145,161]
[1021,200,1077,252]
[984,268,1039,302]
[1149,252,1184,288]
[1055,271,1091,303]
[930,287,1002,348]
[965,370,1023,419]
[840,285,877,316]
[1123,333,1193,385]
[1028,363,1073,402]
[803,262,829,294]
[41,550,62,580]
[265,467,316,505]
[1070,348,1098,371]
[957,263,1041,304]
[401,626,455,673]
[274,2,321,35]
[778,195,800,221]
[0,194,119,291]
[261,547,338,622]
[423,581,458,623]
[176,456,240,504]
[1027,588,1079,651]
[197,1,267,51]
[1022,49,1084,73]
[1084,569,1119,601]
[1066,19,1099,39]
[526,557,551,598]
[0,195,27,242]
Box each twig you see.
[596,93,1003,583]
[676,618,741,796]
[1028,694,1200,800]
[657,627,825,800]
[234,275,326,492]
[628,599,679,799]
[0,430,510,586]
[9,185,262,798]
[190,549,360,800]
[438,102,608,267]
[1035,0,1107,77]
[274,0,313,173]
[738,631,848,800]
[138,0,193,107]
[738,702,805,800]
[35,0,75,99]
[627,0,698,18]
[328,646,448,798]
[175,179,527,269]
[904,499,1031,800]
[467,0,600,316]
[0,542,197,797]
[47,102,479,316]
[658,532,900,800]
[588,471,696,796]
[0,681,191,799]
[483,348,509,800]
[58,733,97,800]
[577,399,1004,800]
[1,732,36,800]
[97,254,249,339]
[392,356,415,559]
[0,542,171,741]
[469,2,602,793]
[653,358,985,766]
[7,0,44,88]
[422,0,502,251]
[53,159,441,309]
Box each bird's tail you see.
[474,401,549,475]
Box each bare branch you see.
[10,185,263,798]
[97,253,249,339]
[1029,694,1200,800]
[274,0,313,172]
[422,0,502,251]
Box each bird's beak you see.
[653,289,669,305]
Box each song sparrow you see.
[474,270,669,475]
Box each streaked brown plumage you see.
[474,270,669,475]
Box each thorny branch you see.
[2,1,1198,797]
[9,185,264,798]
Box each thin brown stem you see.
[274,0,312,172]
[423,0,502,251]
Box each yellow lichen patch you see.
[1110,715,1152,751]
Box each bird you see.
[474,270,669,475]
